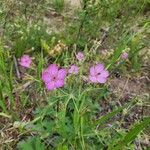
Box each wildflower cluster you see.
[18,51,128,91]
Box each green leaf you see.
[57,144,68,150]
[93,107,123,127]
[17,137,45,150]
[109,117,150,150]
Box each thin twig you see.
[119,76,130,100]
[13,81,33,93]
[13,56,21,79]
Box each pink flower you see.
[42,64,67,91]
[89,64,109,84]
[76,52,84,61]
[68,65,79,74]
[19,55,32,68]
[121,52,128,60]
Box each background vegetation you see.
[0,0,150,149]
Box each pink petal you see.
[121,52,128,59]
[55,80,65,88]
[89,75,97,83]
[68,65,79,74]
[97,76,107,83]
[90,66,96,76]
[95,64,104,73]
[19,55,32,68]
[100,70,109,78]
[45,82,56,91]
[76,52,84,61]
[68,68,73,74]
[42,71,52,83]
[24,63,30,68]
[58,69,67,79]
[22,54,30,59]
[47,64,59,76]
[74,68,78,74]
[19,62,30,68]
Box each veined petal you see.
[68,65,79,74]
[90,66,96,76]
[55,80,65,88]
[42,71,52,83]
[95,64,104,73]
[47,64,59,76]
[89,75,97,83]
[101,70,109,78]
[97,76,107,83]
[19,55,32,68]
[58,69,67,79]
[45,82,56,91]
[76,52,84,61]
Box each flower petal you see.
[121,52,128,59]
[45,82,56,91]
[58,69,67,79]
[68,68,73,74]
[19,55,32,68]
[101,70,109,78]
[55,80,65,88]
[90,66,96,76]
[89,75,97,83]
[95,64,104,73]
[47,64,59,76]
[68,65,79,74]
[76,52,84,61]
[97,76,107,83]
[42,71,52,83]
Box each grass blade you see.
[109,117,150,150]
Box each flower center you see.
[52,76,57,81]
